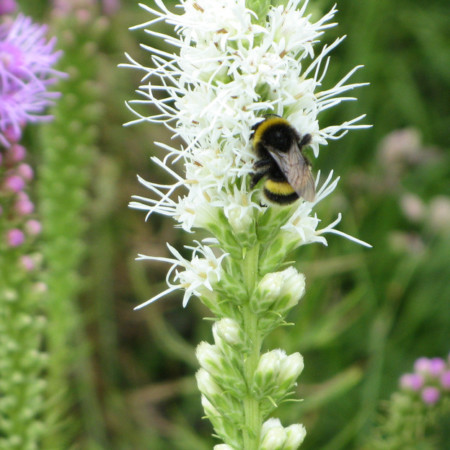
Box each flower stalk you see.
[125,0,369,447]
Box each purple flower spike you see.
[400,373,424,391]
[0,14,65,146]
[421,386,440,405]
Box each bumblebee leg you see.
[299,133,311,147]
[253,158,272,169]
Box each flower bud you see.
[224,202,254,235]
[196,342,245,395]
[17,163,33,181]
[421,386,440,405]
[274,268,305,313]
[254,350,284,396]
[4,175,25,193]
[196,342,223,377]
[25,220,42,236]
[400,373,423,391]
[414,357,430,374]
[428,357,446,377]
[252,268,305,314]
[213,318,243,348]
[277,352,304,393]
[0,0,17,15]
[7,229,25,247]
[284,423,307,449]
[440,371,450,390]
[196,368,222,399]
[260,418,286,450]
[252,272,283,312]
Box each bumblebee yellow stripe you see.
[265,179,295,195]
[253,117,290,145]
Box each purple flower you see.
[400,373,424,391]
[414,357,431,374]
[7,228,24,246]
[0,14,65,146]
[441,371,450,390]
[25,219,41,236]
[428,357,446,377]
[421,386,440,405]
[4,173,24,192]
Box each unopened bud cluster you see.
[196,256,307,448]
[0,141,42,262]
[400,356,450,405]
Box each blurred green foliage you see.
[15,0,450,448]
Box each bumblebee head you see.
[251,116,295,152]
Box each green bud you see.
[201,396,242,449]
[196,342,246,396]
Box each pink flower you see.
[0,0,17,15]
[421,386,440,405]
[25,219,41,235]
[428,357,446,377]
[4,174,24,192]
[414,357,431,374]
[440,371,450,390]
[7,228,24,246]
[400,373,424,391]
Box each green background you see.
[14,0,450,448]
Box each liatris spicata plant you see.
[365,356,450,450]
[37,1,106,447]
[125,0,369,448]
[0,9,64,449]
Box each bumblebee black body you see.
[250,117,315,204]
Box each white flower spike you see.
[126,1,369,448]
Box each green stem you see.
[242,245,262,449]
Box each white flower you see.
[124,0,368,230]
[134,241,227,309]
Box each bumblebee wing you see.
[267,144,316,202]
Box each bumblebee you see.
[250,116,315,204]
